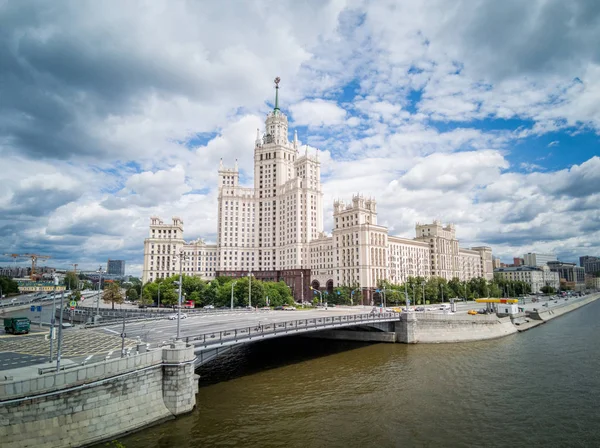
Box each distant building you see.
[580,256,600,274]
[547,261,585,290]
[494,266,560,293]
[107,260,126,276]
[492,257,502,269]
[523,253,557,267]
[513,257,524,266]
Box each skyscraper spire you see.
[293,129,298,148]
[273,76,281,114]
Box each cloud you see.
[289,99,347,127]
[1,0,600,274]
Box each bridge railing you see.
[185,312,399,348]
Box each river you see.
[118,300,600,447]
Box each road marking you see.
[85,355,93,362]
[102,328,120,335]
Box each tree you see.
[540,285,555,294]
[126,288,139,301]
[0,276,19,297]
[64,271,79,290]
[103,282,125,309]
[69,290,82,302]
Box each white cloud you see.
[289,99,347,127]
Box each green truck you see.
[3,317,31,335]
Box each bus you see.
[182,300,195,309]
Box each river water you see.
[119,300,600,448]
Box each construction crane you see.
[2,253,52,280]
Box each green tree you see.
[0,276,19,296]
[64,271,79,290]
[540,285,555,294]
[69,290,82,302]
[126,288,138,301]
[103,282,124,309]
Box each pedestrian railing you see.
[185,312,401,349]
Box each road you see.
[94,308,378,344]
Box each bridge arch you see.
[311,280,320,290]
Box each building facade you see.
[142,217,218,284]
[107,260,126,276]
[547,261,586,290]
[580,256,600,274]
[523,253,557,267]
[494,266,560,292]
[142,79,494,297]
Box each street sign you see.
[69,300,77,307]
[36,306,42,312]
[30,305,35,312]
[70,306,75,310]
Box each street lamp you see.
[48,275,58,362]
[157,282,162,308]
[96,267,105,321]
[350,287,361,306]
[174,250,188,341]
[230,281,237,310]
[248,270,252,309]
[310,286,323,305]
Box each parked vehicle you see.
[183,300,195,309]
[168,313,188,320]
[467,310,478,315]
[203,305,214,310]
[274,306,284,310]
[4,317,31,334]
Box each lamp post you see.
[248,270,252,309]
[350,287,360,306]
[175,250,187,341]
[157,282,162,308]
[301,271,305,305]
[310,286,323,305]
[56,288,65,371]
[422,281,425,306]
[48,275,58,362]
[230,281,237,310]
[96,267,104,322]
[440,283,444,303]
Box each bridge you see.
[182,311,401,366]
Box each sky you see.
[1,0,599,276]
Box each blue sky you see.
[1,0,600,275]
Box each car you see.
[467,310,478,315]
[274,306,284,310]
[168,313,187,320]
[283,306,296,311]
[203,305,215,310]
[415,307,425,312]
[477,309,487,314]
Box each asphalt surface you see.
[94,308,385,344]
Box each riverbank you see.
[410,293,600,343]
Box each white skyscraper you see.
[142,78,493,302]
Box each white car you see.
[168,313,188,320]
[203,305,214,310]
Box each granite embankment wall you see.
[0,342,198,448]
[528,293,600,322]
[397,312,517,343]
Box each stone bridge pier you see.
[0,342,199,448]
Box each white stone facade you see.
[142,80,493,287]
[142,217,217,284]
[493,266,560,292]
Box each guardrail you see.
[185,312,401,349]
